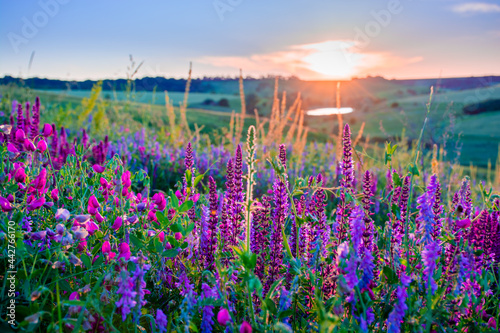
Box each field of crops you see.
[0,91,499,333]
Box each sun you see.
[298,41,364,80]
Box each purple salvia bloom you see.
[386,280,409,333]
[131,257,151,316]
[335,125,355,244]
[156,309,168,333]
[200,283,217,333]
[470,210,489,269]
[341,123,353,189]
[205,177,219,270]
[432,176,444,240]
[350,205,365,256]
[232,145,245,243]
[16,104,24,133]
[422,241,441,294]
[334,191,349,244]
[82,129,89,149]
[297,195,309,259]
[455,178,472,217]
[185,142,194,171]
[358,248,374,290]
[116,269,137,321]
[220,159,234,252]
[279,143,287,170]
[361,171,375,251]
[344,252,359,291]
[313,174,329,257]
[416,191,435,246]
[290,198,298,258]
[251,196,271,280]
[176,273,198,327]
[455,253,470,295]
[199,205,210,262]
[484,211,500,264]
[393,176,410,247]
[30,97,40,139]
[266,166,288,293]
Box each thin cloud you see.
[198,41,423,80]
[452,2,500,14]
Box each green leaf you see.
[170,223,182,233]
[170,190,179,209]
[281,228,294,259]
[155,211,166,226]
[179,200,194,213]
[93,255,104,268]
[193,174,204,187]
[265,278,284,300]
[279,309,294,319]
[264,299,277,315]
[81,254,91,268]
[382,266,399,285]
[186,169,192,187]
[162,249,178,258]
[392,172,402,187]
[154,238,163,254]
[184,223,195,236]
[391,204,401,219]
[130,234,143,248]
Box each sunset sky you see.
[0,0,499,80]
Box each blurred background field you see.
[2,73,499,169]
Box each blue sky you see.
[0,0,499,80]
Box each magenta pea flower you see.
[32,169,47,192]
[27,197,45,211]
[92,164,106,173]
[85,221,99,235]
[88,195,100,209]
[158,231,165,242]
[240,321,252,333]
[51,188,59,202]
[95,212,105,223]
[119,243,131,260]
[175,232,182,241]
[0,197,13,212]
[37,139,48,152]
[217,308,231,326]
[7,194,14,203]
[7,143,19,154]
[100,177,109,187]
[102,241,111,254]
[112,217,123,230]
[16,129,26,142]
[14,167,26,183]
[43,123,52,137]
[488,317,497,330]
[24,139,36,152]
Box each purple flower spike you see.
[341,123,353,189]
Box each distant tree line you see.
[0,75,301,93]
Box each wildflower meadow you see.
[0,86,499,333]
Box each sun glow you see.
[297,41,363,79]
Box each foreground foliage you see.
[1,98,499,332]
